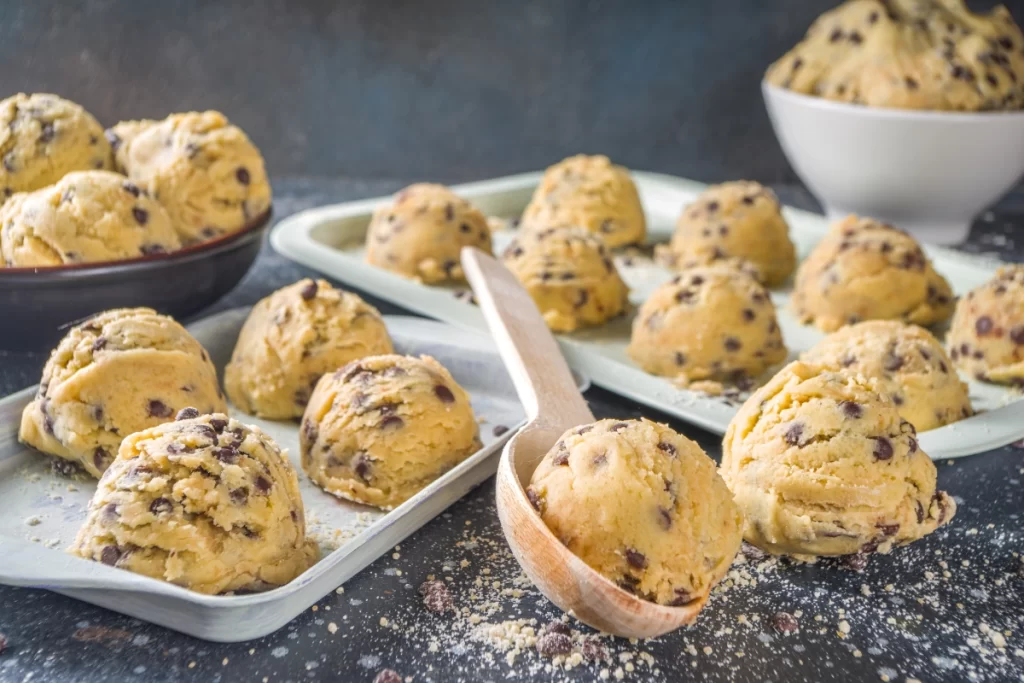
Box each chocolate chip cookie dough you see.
[525,419,742,608]
[19,308,225,478]
[721,361,956,560]
[0,170,181,266]
[364,183,492,283]
[656,181,796,287]
[628,265,788,384]
[301,355,481,510]
[792,215,954,332]
[70,411,318,594]
[0,93,112,200]
[224,279,394,419]
[803,320,971,431]
[108,111,271,244]
[521,155,646,248]
[766,0,1024,111]
[947,265,1024,384]
[501,226,629,333]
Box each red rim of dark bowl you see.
[0,207,273,276]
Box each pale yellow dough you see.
[947,265,1024,384]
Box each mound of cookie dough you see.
[502,226,629,333]
[721,361,956,559]
[525,418,742,607]
[0,93,112,200]
[766,0,1024,111]
[792,215,954,332]
[224,279,394,419]
[301,354,481,510]
[628,265,787,384]
[521,155,645,248]
[108,111,271,244]
[804,320,971,431]
[70,410,317,594]
[656,181,796,287]
[19,308,225,478]
[364,183,491,283]
[948,265,1024,384]
[0,170,181,266]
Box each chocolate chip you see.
[210,417,228,433]
[230,487,249,505]
[552,450,570,466]
[575,289,589,309]
[380,415,404,431]
[581,637,608,662]
[131,207,148,225]
[829,27,844,42]
[434,385,455,404]
[877,523,900,537]
[784,422,804,446]
[674,352,686,366]
[657,507,672,530]
[149,497,172,515]
[610,422,629,432]
[883,353,904,372]
[254,475,272,494]
[491,424,509,437]
[300,280,318,300]
[871,436,894,461]
[176,407,200,421]
[372,671,402,683]
[100,546,121,566]
[976,316,994,335]
[591,452,608,467]
[843,553,869,571]
[1009,325,1024,345]
[92,337,107,352]
[742,308,755,322]
[909,437,918,454]
[236,167,251,185]
[51,458,84,478]
[122,182,141,197]
[214,446,238,464]
[840,401,863,419]
[706,201,719,213]
[92,446,109,470]
[536,631,572,657]
[575,425,594,435]
[352,453,372,481]
[772,612,799,633]
[147,400,173,418]
[418,580,454,614]
[724,337,741,352]
[139,244,166,256]
[525,486,542,511]
[102,502,118,520]
[192,424,217,442]
[625,548,648,570]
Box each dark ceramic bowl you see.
[0,209,272,351]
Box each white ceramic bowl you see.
[762,81,1024,244]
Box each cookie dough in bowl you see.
[224,279,393,419]
[19,307,226,478]
[948,265,1024,384]
[720,361,956,560]
[524,418,742,608]
[69,411,318,594]
[300,354,481,510]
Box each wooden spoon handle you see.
[462,247,594,430]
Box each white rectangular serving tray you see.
[0,309,588,642]
[271,170,1024,460]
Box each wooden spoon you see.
[461,247,710,638]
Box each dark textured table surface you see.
[1,178,1022,683]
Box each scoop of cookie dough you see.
[19,308,226,478]
[766,0,1024,111]
[628,265,788,384]
[0,93,112,200]
[69,411,318,594]
[501,226,629,332]
[803,320,971,431]
[108,111,271,244]
[721,361,956,559]
[792,215,954,332]
[525,418,742,607]
[224,278,394,419]
[0,170,181,266]
[521,155,645,248]
[947,265,1024,384]
[301,354,481,510]
[656,181,796,287]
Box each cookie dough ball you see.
[19,308,226,478]
[721,361,956,559]
[502,226,629,333]
[656,181,796,287]
[224,279,394,419]
[803,320,971,431]
[301,354,481,510]
[766,0,1024,111]
[792,215,954,332]
[108,111,271,244]
[525,419,742,607]
[948,265,1024,384]
[0,93,112,200]
[628,265,788,383]
[69,412,318,594]
[521,155,645,248]
[0,170,181,267]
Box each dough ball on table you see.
[108,111,271,244]
[525,419,742,609]
[301,354,481,510]
[628,265,787,384]
[721,361,956,560]
[0,170,181,267]
[501,226,629,333]
[224,279,393,419]
[69,411,317,594]
[521,155,645,248]
[803,320,971,432]
[792,215,954,332]
[0,93,112,199]
[948,265,1024,385]
[19,308,226,478]
[656,181,796,287]
[364,183,491,283]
